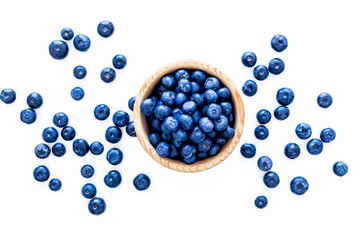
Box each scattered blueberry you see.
[71,87,85,101]
[81,165,95,178]
[0,88,16,104]
[42,127,58,143]
[290,176,309,195]
[295,123,312,140]
[242,80,258,97]
[254,125,269,140]
[306,138,323,155]
[254,196,268,209]
[90,141,104,155]
[61,27,74,40]
[271,34,288,52]
[33,165,50,182]
[317,92,332,108]
[61,126,76,141]
[104,170,122,188]
[105,126,122,143]
[49,40,69,60]
[126,121,136,137]
[253,65,269,81]
[97,20,114,38]
[53,112,69,128]
[49,178,62,191]
[94,104,110,121]
[72,138,90,157]
[128,97,136,111]
[274,106,290,120]
[35,143,51,159]
[256,109,271,124]
[73,65,87,79]
[82,183,97,199]
[320,128,336,143]
[112,54,127,69]
[240,143,256,158]
[52,143,66,157]
[284,143,301,159]
[268,58,285,75]
[88,197,106,215]
[106,148,123,165]
[333,161,348,177]
[73,34,91,52]
[20,108,37,124]
[263,171,280,188]
[257,156,273,172]
[241,51,257,68]
[276,88,294,106]
[133,174,151,191]
[27,92,43,109]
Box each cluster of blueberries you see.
[238,34,347,209]
[0,21,151,216]
[140,69,235,164]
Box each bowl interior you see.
[134,60,245,172]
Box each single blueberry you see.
[207,103,222,120]
[240,143,256,158]
[0,88,16,104]
[106,148,123,165]
[181,144,196,158]
[100,67,116,83]
[216,137,227,147]
[190,126,206,143]
[88,197,106,215]
[42,127,58,143]
[207,130,218,139]
[257,156,273,172]
[199,117,214,133]
[61,27,74,40]
[183,155,197,164]
[160,132,172,141]
[161,75,176,89]
[241,51,257,67]
[53,112,69,128]
[140,98,156,116]
[81,165,95,178]
[82,183,97,199]
[52,143,66,157]
[276,88,294,106]
[112,110,129,127]
[128,96,136,111]
[254,125,269,140]
[49,40,69,60]
[271,34,288,52]
[190,93,204,107]
[197,138,212,152]
[72,139,90,157]
[175,93,188,107]
[320,128,336,143]
[214,115,228,131]
[73,34,91,52]
[35,143,51,159]
[190,82,200,93]
[20,108,37,124]
[217,87,231,101]
[169,144,180,158]
[197,152,208,160]
[73,65,87,79]
[177,79,192,93]
[274,106,290,120]
[133,174,151,191]
[268,58,285,75]
[333,161,348,177]
[178,114,194,131]
[242,80,258,97]
[317,92,333,108]
[161,91,176,107]
[191,70,206,84]
[222,126,235,139]
[112,54,127,69]
[27,92,43,109]
[204,77,220,91]
[254,196,268,209]
[174,69,190,81]
[256,109,271,124]
[61,126,76,141]
[94,104,110,121]
[105,126,122,143]
[228,113,234,124]
[150,118,161,131]
[90,141,104,155]
[209,144,220,156]
[182,101,197,114]
[71,87,85,101]
[98,20,115,38]
[220,102,232,116]
[49,178,62,191]
[126,121,136,137]
[263,171,280,188]
[290,176,309,195]
[104,170,122,188]
[253,65,269,81]
[295,123,312,140]
[284,143,301,159]
[204,89,218,104]
[33,165,50,182]
[172,129,187,142]
[192,110,202,124]
[156,142,171,157]
[306,138,323,155]
[149,132,161,147]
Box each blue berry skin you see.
[253,65,269,81]
[0,88,16,104]
[192,111,202,124]
[217,87,231,101]
[190,82,200,94]
[204,77,220,91]
[290,176,309,195]
[175,93,188,107]
[73,34,91,52]
[20,108,37,124]
[150,118,161,131]
[263,171,280,188]
[174,69,190,81]
[254,125,269,140]
[100,67,116,83]
[306,138,323,155]
[197,152,208,160]
[257,156,273,172]
[88,197,106,215]
[274,106,290,120]
[71,87,85,101]
[112,110,129,127]
[27,92,43,109]
[216,137,227,147]
[126,121,136,137]
[183,155,197,164]
[242,80,258,97]
[112,54,127,70]
[98,20,114,38]
[214,115,228,131]
[149,132,161,147]
[61,27,74,40]
[94,104,110,121]
[240,143,256,158]
[161,91,176,107]
[82,183,97,199]
[254,196,268,209]
[106,148,123,165]
[33,165,50,182]
[61,126,76,141]
[190,126,206,143]
[128,97,136,111]
[199,117,214,133]
[73,65,87,79]
[222,126,235,139]
[161,75,176,89]
[140,98,156,116]
[104,170,122,188]
[271,34,288,52]
[178,114,194,131]
[49,40,69,60]
[241,51,257,68]
[206,103,222,120]
[268,58,285,75]
[228,113,234,124]
[197,138,212,152]
[52,143,66,157]
[42,127,58,143]
[105,126,122,143]
[35,143,51,159]
[317,92,333,108]
[256,109,271,124]
[284,143,301,159]
[177,79,192,93]
[160,132,172,141]
[204,89,218,104]
[81,165,95,178]
[181,144,197,159]
[156,142,171,157]
[220,102,232,116]
[53,112,69,128]
[172,129,187,142]
[207,131,217,139]
[320,128,336,143]
[295,123,312,140]
[191,70,207,84]
[209,144,220,156]
[276,88,294,106]
[190,93,204,107]
[49,178,62,191]
[172,140,183,149]
[90,141,104,155]
[333,161,348,177]
[169,144,179,158]
[133,174,151,191]
[162,116,179,133]
[182,101,197,114]
[72,139,90,157]
[173,108,183,119]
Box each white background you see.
[0,0,359,239]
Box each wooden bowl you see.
[133,60,245,172]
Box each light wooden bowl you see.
[133,60,245,172]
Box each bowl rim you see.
[133,59,245,172]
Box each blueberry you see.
[241,51,257,67]
[105,126,122,143]
[100,67,116,83]
[161,75,176,89]
[256,109,271,124]
[253,65,269,81]
[216,137,227,147]
[81,165,95,178]
[240,143,256,158]
[149,132,161,146]
[271,34,288,52]
[190,93,204,107]
[181,144,196,158]
[178,114,194,130]
[133,174,151,191]
[284,143,301,159]
[88,197,106,215]
[35,143,51,159]
[257,156,273,172]
[192,110,202,124]
[33,165,50,182]
[217,87,231,101]
[207,130,217,139]
[172,129,187,142]
[161,132,172,141]
[214,115,228,131]
[320,128,336,143]
[333,161,348,177]
[268,58,285,75]
[140,98,156,116]
[94,104,110,121]
[49,178,62,191]
[53,112,69,128]
[317,92,333,108]
[97,20,114,38]
[219,102,232,116]
[126,121,136,137]
[174,69,190,81]
[106,148,123,165]
[161,91,176,107]
[41,127,58,143]
[0,88,16,104]
[209,144,220,156]
[197,138,212,152]
[90,141,104,155]
[73,34,91,52]
[73,66,87,80]
[182,101,197,114]
[295,123,312,140]
[177,79,192,93]
[111,110,129,127]
[199,117,214,133]
[150,118,161,131]
[156,142,171,157]
[242,80,258,97]
[204,77,220,91]
[52,143,66,157]
[71,87,85,101]
[61,27,74,40]
[222,126,235,139]
[27,92,43,109]
[128,97,136,111]
[169,144,179,158]
[203,89,218,104]
[197,152,208,160]
[306,138,323,155]
[104,170,122,188]
[276,88,294,106]
[72,139,90,157]
[175,93,188,107]
[290,176,309,195]
[207,103,221,120]
[263,171,280,188]
[254,196,268,209]
[274,106,290,120]
[20,108,37,124]
[82,183,97,199]
[190,126,206,143]
[228,113,234,124]
[61,126,76,141]
[254,125,269,140]
[49,40,69,60]
[183,155,197,164]
[191,70,206,83]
